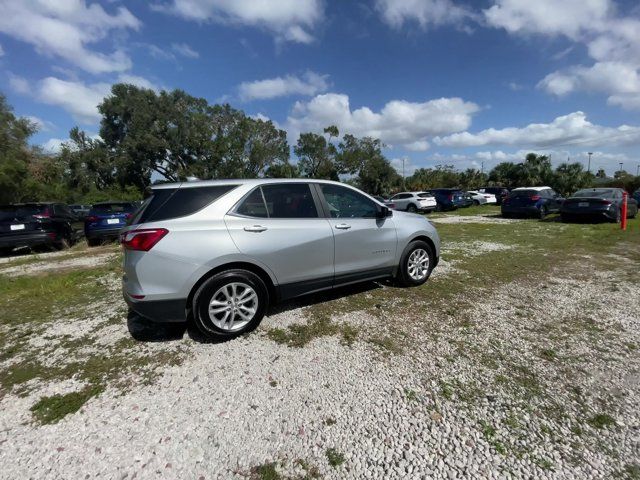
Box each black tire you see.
[502,212,511,218]
[396,240,435,288]
[473,200,480,206]
[560,214,570,223]
[613,208,621,223]
[54,234,71,250]
[406,204,417,213]
[435,204,442,212]
[539,206,547,220]
[192,269,269,340]
[87,238,101,247]
[0,247,13,256]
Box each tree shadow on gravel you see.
[127,310,187,342]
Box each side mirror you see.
[376,206,391,219]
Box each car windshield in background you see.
[0,205,47,221]
[92,203,135,214]
[573,190,614,198]
[510,190,538,197]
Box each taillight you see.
[125,213,133,219]
[33,208,51,219]
[121,228,168,251]
[86,216,98,223]
[530,195,541,201]
[448,194,453,201]
[388,203,395,209]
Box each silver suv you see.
[122,179,440,340]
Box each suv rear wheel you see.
[406,203,417,213]
[192,269,269,340]
[396,240,434,287]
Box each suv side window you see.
[320,184,378,218]
[262,184,318,218]
[236,184,319,219]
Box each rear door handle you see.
[244,225,267,232]
[335,223,351,230]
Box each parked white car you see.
[467,191,497,205]
[389,192,438,213]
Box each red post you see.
[621,191,628,231]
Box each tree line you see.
[1,85,638,205]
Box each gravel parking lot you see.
[0,209,638,479]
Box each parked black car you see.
[633,189,640,206]
[85,201,137,246]
[0,203,84,254]
[560,188,638,223]
[501,187,564,219]
[425,189,470,211]
[478,187,510,205]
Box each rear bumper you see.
[86,228,123,240]
[561,206,617,221]
[501,205,539,216]
[124,292,188,323]
[0,232,54,249]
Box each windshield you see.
[572,190,614,198]
[0,205,48,221]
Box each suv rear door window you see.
[236,184,318,219]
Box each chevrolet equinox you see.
[122,180,440,340]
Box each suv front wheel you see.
[192,269,269,340]
[396,240,435,287]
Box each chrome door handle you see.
[335,223,351,230]
[244,225,267,232]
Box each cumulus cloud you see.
[25,115,55,132]
[0,1,140,74]
[287,93,479,150]
[42,138,67,154]
[37,77,111,123]
[434,111,640,149]
[239,71,329,101]
[484,0,640,109]
[375,0,473,29]
[152,0,323,44]
[117,74,163,92]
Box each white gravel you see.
[430,214,523,224]
[0,252,116,277]
[0,246,637,479]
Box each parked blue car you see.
[633,189,640,205]
[501,187,564,219]
[85,201,137,246]
[425,189,472,211]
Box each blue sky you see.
[1,0,639,176]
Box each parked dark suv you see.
[501,187,564,219]
[478,187,510,205]
[425,189,470,211]
[0,203,84,254]
[85,201,138,246]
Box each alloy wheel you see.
[407,248,429,281]
[208,282,258,332]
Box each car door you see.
[390,193,407,210]
[546,189,562,212]
[224,183,335,298]
[316,183,397,284]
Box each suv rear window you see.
[92,203,136,213]
[0,205,49,221]
[509,190,538,197]
[134,185,238,223]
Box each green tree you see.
[294,132,338,179]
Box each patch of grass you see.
[324,417,336,426]
[30,385,104,424]
[439,380,454,400]
[404,388,418,401]
[532,457,554,471]
[269,380,278,387]
[587,413,616,429]
[616,463,640,480]
[325,448,345,468]
[266,317,359,348]
[540,348,557,361]
[479,420,507,454]
[251,462,280,480]
[367,335,403,355]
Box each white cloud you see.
[375,0,473,29]
[434,111,640,149]
[287,93,479,150]
[153,0,323,44]
[484,0,640,109]
[239,71,329,101]
[25,115,55,132]
[42,138,66,154]
[0,0,140,74]
[37,77,111,124]
[8,73,30,94]
[171,42,199,58]
[391,156,417,176]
